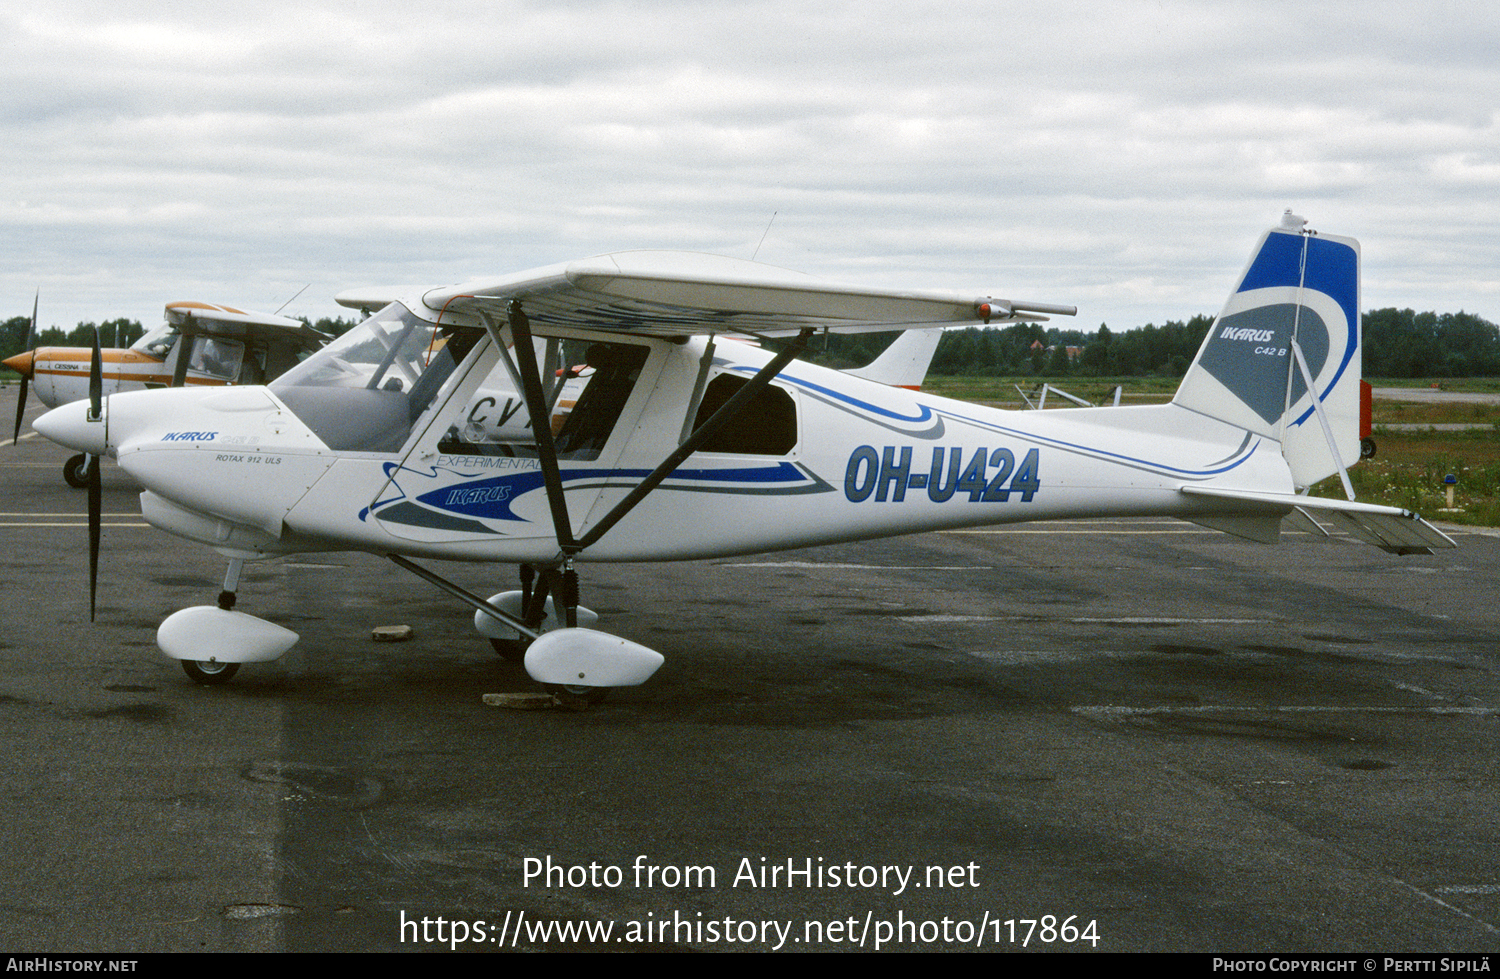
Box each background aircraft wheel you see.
[546,684,609,710]
[489,638,529,662]
[63,454,90,488]
[1360,437,1377,459]
[181,659,240,685]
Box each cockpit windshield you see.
[273,303,439,391]
[271,303,482,453]
[131,323,179,358]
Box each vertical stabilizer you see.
[844,327,944,389]
[1172,213,1361,489]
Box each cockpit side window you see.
[187,336,244,380]
[555,343,650,459]
[132,324,180,359]
[439,338,649,462]
[691,373,798,455]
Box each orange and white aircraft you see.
[6,300,328,484]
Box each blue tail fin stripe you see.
[1236,231,1359,426]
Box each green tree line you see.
[6,307,1498,380]
[805,308,1500,379]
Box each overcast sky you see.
[4,0,1498,337]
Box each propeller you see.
[10,292,36,445]
[88,325,101,621]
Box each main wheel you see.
[546,683,609,710]
[489,638,529,662]
[181,659,240,685]
[63,454,90,489]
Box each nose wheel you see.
[159,558,298,685]
[63,453,92,489]
[179,559,248,685]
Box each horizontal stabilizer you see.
[1183,513,1284,544]
[1181,486,1456,554]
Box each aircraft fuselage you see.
[97,330,1290,566]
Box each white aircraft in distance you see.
[35,213,1455,702]
[5,300,328,485]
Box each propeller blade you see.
[89,326,102,420]
[88,453,100,622]
[11,375,27,445]
[87,325,101,621]
[10,293,36,445]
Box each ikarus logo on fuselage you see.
[364,458,837,537]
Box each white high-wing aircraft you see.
[34,214,1455,701]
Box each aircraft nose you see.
[2,350,34,378]
[34,399,108,456]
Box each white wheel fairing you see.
[523,628,663,688]
[157,606,299,663]
[473,591,597,640]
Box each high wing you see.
[337,250,1076,337]
[163,301,328,348]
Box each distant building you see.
[1029,340,1081,360]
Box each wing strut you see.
[501,298,810,557]
[573,326,814,551]
[504,299,812,558]
[506,300,580,553]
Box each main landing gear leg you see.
[488,564,542,662]
[502,561,605,707]
[180,559,244,685]
[543,559,608,709]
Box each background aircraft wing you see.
[165,302,328,349]
[386,251,1075,337]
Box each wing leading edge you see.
[339,250,1075,338]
